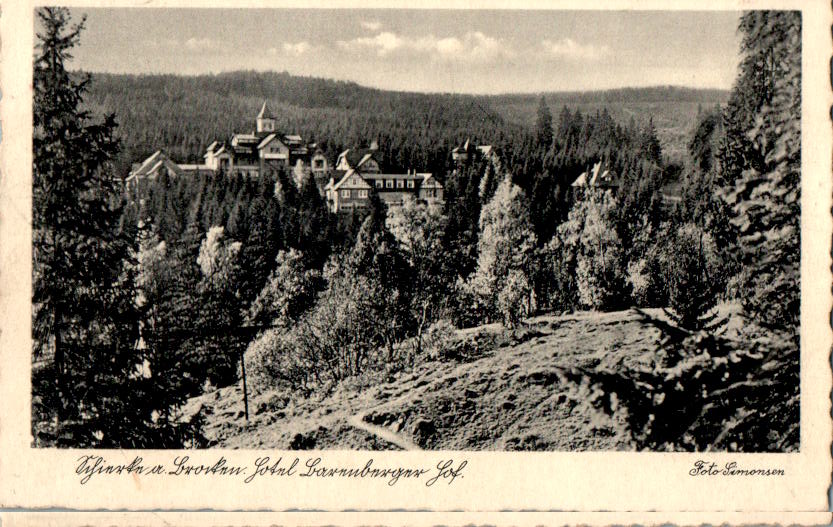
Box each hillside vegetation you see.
[489,86,728,162]
[84,71,725,176]
[186,304,795,452]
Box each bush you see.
[422,319,458,361]
[244,328,311,395]
[554,311,799,452]
[626,222,672,308]
[498,270,531,327]
[247,253,407,393]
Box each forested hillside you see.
[85,71,520,177]
[83,71,725,176]
[487,86,729,163]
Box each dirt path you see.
[346,413,422,451]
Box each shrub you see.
[554,311,799,452]
[422,319,458,361]
[244,328,311,395]
[498,270,531,328]
[248,252,410,393]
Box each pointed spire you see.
[257,101,274,119]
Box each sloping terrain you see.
[184,307,707,451]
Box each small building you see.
[125,150,184,198]
[451,139,494,164]
[571,162,617,190]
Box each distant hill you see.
[81,70,727,176]
[483,86,729,163]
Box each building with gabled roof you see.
[571,161,618,190]
[451,139,494,164]
[200,101,330,180]
[335,146,382,174]
[125,150,184,197]
[325,167,443,213]
[127,102,332,196]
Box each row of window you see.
[339,188,440,199]
[341,189,369,199]
[374,179,415,189]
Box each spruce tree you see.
[535,96,553,147]
[719,11,801,332]
[32,8,149,446]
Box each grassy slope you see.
[187,307,743,451]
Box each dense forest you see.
[33,7,799,452]
[84,71,725,177]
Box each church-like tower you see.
[256,101,276,133]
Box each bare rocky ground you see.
[183,305,747,451]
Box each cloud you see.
[184,37,217,52]
[360,20,382,31]
[338,32,402,56]
[541,38,610,61]
[267,41,313,56]
[283,41,312,56]
[337,31,511,62]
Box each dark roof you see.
[340,148,382,169]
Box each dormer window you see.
[386,180,393,189]
[376,180,383,188]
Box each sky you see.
[65,8,743,95]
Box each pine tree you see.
[296,173,332,268]
[31,8,150,446]
[443,161,484,278]
[348,199,411,362]
[666,223,723,330]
